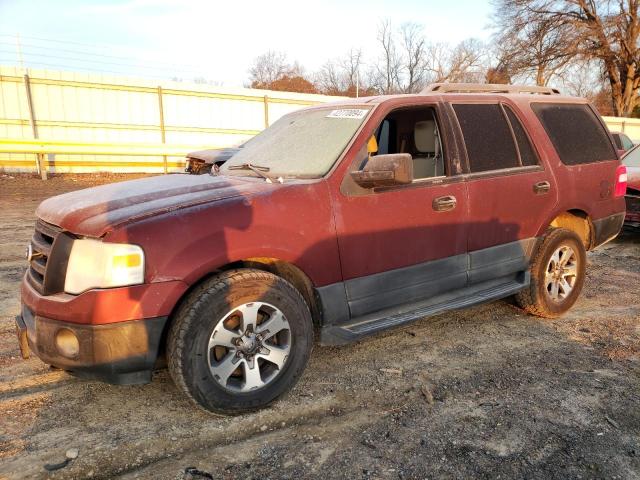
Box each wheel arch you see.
[168,257,321,328]
[219,258,322,326]
[544,209,594,250]
[156,258,322,364]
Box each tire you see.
[167,269,314,414]
[515,228,587,318]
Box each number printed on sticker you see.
[326,109,369,119]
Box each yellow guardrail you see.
[0,138,220,156]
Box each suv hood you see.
[36,174,273,237]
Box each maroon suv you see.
[15,83,626,413]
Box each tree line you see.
[247,1,640,117]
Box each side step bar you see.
[319,275,528,346]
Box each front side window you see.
[221,106,371,178]
[371,106,446,180]
[531,103,617,165]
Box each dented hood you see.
[36,174,272,237]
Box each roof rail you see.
[422,83,561,95]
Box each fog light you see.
[55,329,80,358]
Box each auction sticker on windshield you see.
[326,109,369,119]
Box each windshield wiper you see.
[227,163,282,183]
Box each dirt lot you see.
[1,174,639,480]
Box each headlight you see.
[64,239,145,294]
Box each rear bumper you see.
[15,305,167,385]
[592,212,625,248]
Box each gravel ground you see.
[0,174,639,480]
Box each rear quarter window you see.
[531,103,617,165]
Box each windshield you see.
[220,106,372,178]
[623,145,640,167]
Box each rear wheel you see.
[167,269,313,414]
[515,228,586,318]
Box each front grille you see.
[27,220,59,294]
[26,219,74,295]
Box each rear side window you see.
[453,103,519,172]
[531,103,616,165]
[504,106,539,166]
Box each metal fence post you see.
[157,86,167,174]
[23,74,47,180]
[263,95,269,128]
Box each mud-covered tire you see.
[515,228,587,318]
[167,269,313,414]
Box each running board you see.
[319,275,528,346]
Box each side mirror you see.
[350,153,414,188]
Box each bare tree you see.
[399,22,427,92]
[315,49,369,96]
[374,19,402,94]
[424,39,487,84]
[447,39,487,82]
[248,50,291,86]
[492,4,576,86]
[248,51,317,93]
[561,60,606,97]
[492,0,640,117]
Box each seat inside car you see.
[412,120,443,179]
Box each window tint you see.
[453,103,519,172]
[504,106,539,166]
[531,103,616,165]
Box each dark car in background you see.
[611,131,635,156]
[185,146,241,174]
[622,144,640,228]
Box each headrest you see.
[414,120,436,153]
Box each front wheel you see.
[167,269,313,414]
[515,228,587,318]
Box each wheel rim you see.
[206,302,291,393]
[544,245,578,302]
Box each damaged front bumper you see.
[15,305,167,385]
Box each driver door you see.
[332,102,469,318]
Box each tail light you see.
[614,164,627,197]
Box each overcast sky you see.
[0,0,493,86]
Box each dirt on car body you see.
[1,175,639,479]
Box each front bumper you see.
[15,305,167,385]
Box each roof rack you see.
[422,83,561,95]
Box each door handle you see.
[432,195,457,212]
[533,181,551,194]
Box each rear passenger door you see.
[451,102,558,284]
